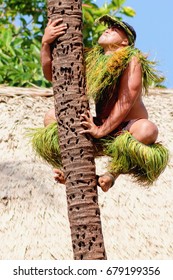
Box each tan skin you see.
[41,21,158,192]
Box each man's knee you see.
[141,121,158,144]
[44,108,56,127]
[130,119,158,145]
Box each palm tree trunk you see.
[47,0,106,260]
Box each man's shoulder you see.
[129,56,141,72]
[120,47,142,71]
[130,52,141,64]
[122,51,142,78]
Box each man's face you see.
[98,26,128,47]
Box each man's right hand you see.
[42,18,68,45]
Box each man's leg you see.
[44,108,65,183]
[98,119,159,190]
[53,138,119,191]
[44,108,56,126]
[93,137,119,192]
[53,119,158,189]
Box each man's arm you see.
[41,18,67,81]
[97,56,142,137]
[41,42,52,81]
[80,56,143,138]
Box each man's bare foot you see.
[98,173,118,192]
[53,169,117,191]
[53,168,66,184]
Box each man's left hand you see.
[80,111,101,138]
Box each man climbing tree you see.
[31,3,169,259]
[40,13,169,188]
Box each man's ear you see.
[122,38,129,46]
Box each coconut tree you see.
[47,0,106,260]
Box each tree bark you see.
[47,0,106,260]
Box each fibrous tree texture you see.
[47,0,106,260]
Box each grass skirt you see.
[29,122,169,184]
[104,132,169,184]
[28,122,62,168]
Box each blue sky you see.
[96,0,173,88]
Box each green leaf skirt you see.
[28,122,169,185]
